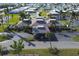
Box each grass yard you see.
[0,14,19,32]
[0,35,8,42]
[9,49,79,56]
[75,26,79,32]
[0,24,8,32]
[59,20,70,26]
[8,14,20,25]
[39,9,48,18]
[73,35,79,41]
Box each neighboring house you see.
[16,19,31,28]
[35,17,46,26]
[24,7,39,18]
[48,10,60,20]
[32,17,50,34]
[48,19,63,27]
[60,10,70,20]
[32,25,49,34]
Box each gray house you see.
[48,10,60,20]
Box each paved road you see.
[0,32,79,50]
[55,32,79,41]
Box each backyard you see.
[0,14,20,32]
[8,14,20,25]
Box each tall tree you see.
[46,32,53,49]
[68,11,77,27]
[19,12,26,20]
[0,45,3,55]
[19,12,31,20]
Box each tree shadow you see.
[58,33,70,38]
[10,31,36,47]
[35,33,58,41]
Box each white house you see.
[48,10,60,20]
[16,19,31,28]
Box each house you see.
[48,10,60,20]
[23,19,31,24]
[24,7,39,18]
[32,25,48,34]
[36,18,46,25]
[16,19,31,28]
[32,17,46,26]
[47,19,62,27]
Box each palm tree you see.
[46,32,53,49]
[19,12,31,21]
[10,40,24,55]
[68,11,77,27]
[19,12,26,20]
[46,33,60,55]
[0,45,3,55]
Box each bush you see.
[24,26,32,34]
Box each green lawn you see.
[59,20,70,26]
[0,24,8,32]
[73,35,79,41]
[39,9,48,18]
[75,26,79,32]
[8,14,20,25]
[9,49,79,56]
[0,35,9,42]
[0,14,20,32]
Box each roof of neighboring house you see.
[49,19,56,21]
[0,8,5,11]
[49,10,59,14]
[36,18,44,21]
[23,19,30,21]
[9,6,30,14]
[32,25,47,34]
[24,7,38,12]
[36,25,45,28]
